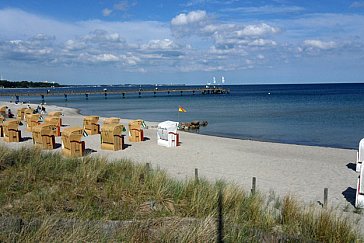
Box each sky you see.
[0,0,364,85]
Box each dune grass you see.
[0,145,362,242]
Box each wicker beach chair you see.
[24,108,34,117]
[356,165,364,208]
[0,106,7,117]
[17,107,27,120]
[32,124,57,149]
[356,138,364,172]
[103,117,120,125]
[44,116,61,136]
[101,123,124,151]
[47,111,63,126]
[25,114,40,132]
[128,119,144,142]
[3,120,21,142]
[83,116,100,135]
[61,127,85,157]
[157,121,180,147]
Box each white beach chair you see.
[355,164,364,208]
[157,121,179,147]
[356,138,364,172]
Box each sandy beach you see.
[0,101,361,213]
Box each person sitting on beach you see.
[41,105,46,114]
[8,109,14,118]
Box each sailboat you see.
[206,76,226,88]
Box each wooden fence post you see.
[195,168,199,182]
[217,189,224,243]
[324,188,328,208]
[251,177,256,195]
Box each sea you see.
[1,83,364,149]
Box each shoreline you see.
[0,101,361,213]
[198,131,358,150]
[65,101,356,151]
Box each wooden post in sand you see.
[195,168,199,182]
[251,177,256,195]
[217,189,224,243]
[146,162,150,171]
[324,188,328,208]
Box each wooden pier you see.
[0,87,229,102]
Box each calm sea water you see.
[1,83,364,149]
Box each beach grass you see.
[0,145,362,242]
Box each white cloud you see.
[95,53,120,62]
[236,23,280,37]
[171,10,207,26]
[113,1,137,11]
[102,1,137,16]
[304,40,336,49]
[245,59,254,65]
[122,54,140,65]
[83,30,123,43]
[248,39,277,46]
[0,35,55,62]
[142,39,179,50]
[64,40,86,51]
[102,8,112,17]
[170,10,280,59]
[78,53,118,63]
[201,24,219,34]
[350,1,364,8]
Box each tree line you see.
[0,80,62,88]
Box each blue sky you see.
[0,0,364,85]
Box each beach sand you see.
[0,102,361,219]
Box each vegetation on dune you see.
[0,145,362,242]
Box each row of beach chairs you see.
[1,107,180,158]
[0,112,143,156]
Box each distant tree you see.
[0,80,62,88]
